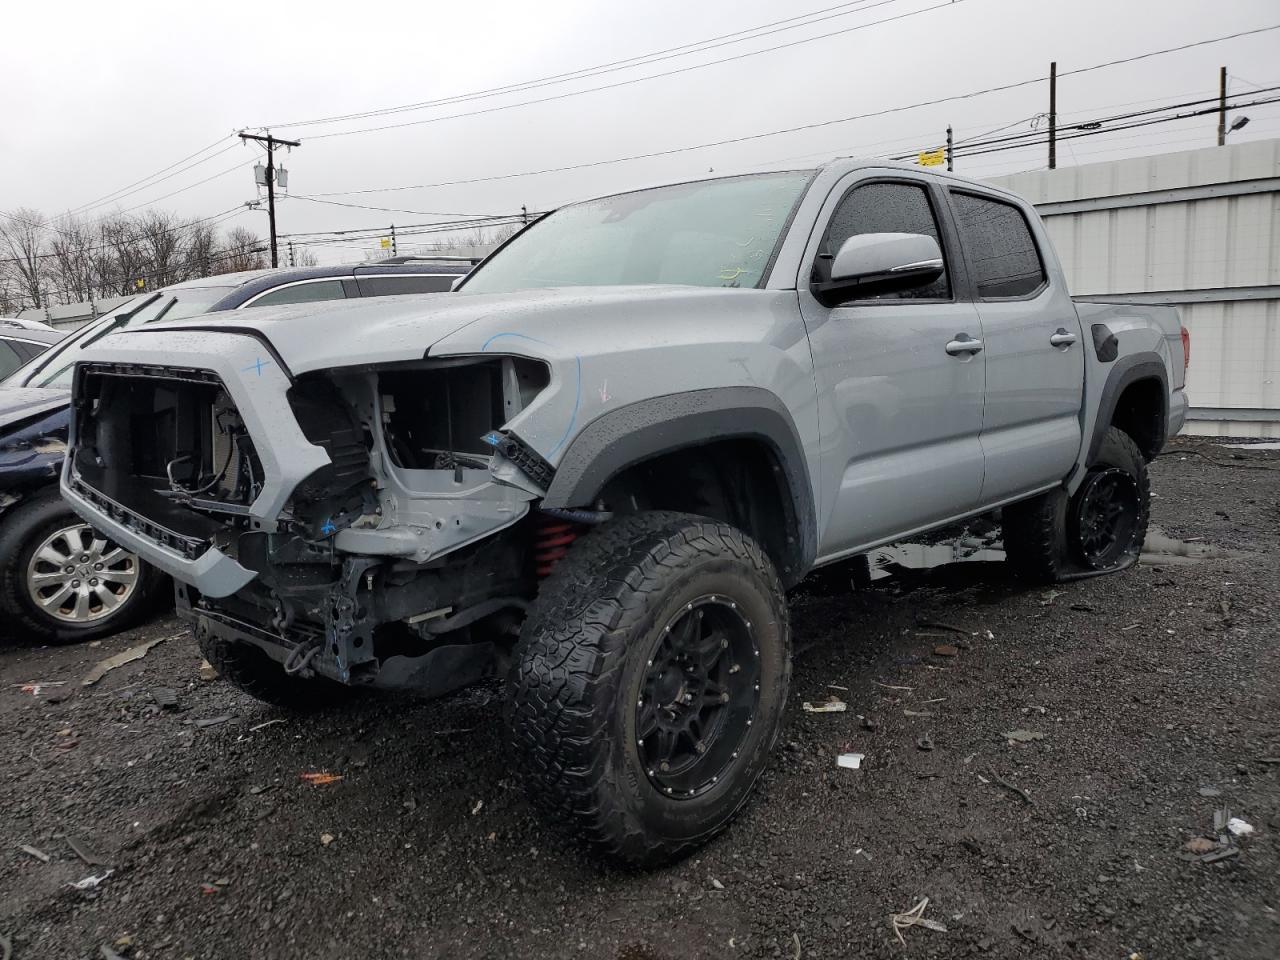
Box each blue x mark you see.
[242,357,272,376]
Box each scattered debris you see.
[827,683,849,691]
[1184,838,1217,854]
[198,659,218,681]
[904,709,934,718]
[99,946,127,960]
[320,833,335,847]
[918,621,970,635]
[1260,757,1280,765]
[18,843,50,863]
[471,799,484,816]
[791,932,801,959]
[249,783,276,795]
[890,896,947,945]
[932,644,959,657]
[1002,729,1047,744]
[1039,590,1064,606]
[194,715,232,728]
[1227,817,1254,837]
[710,878,725,891]
[151,687,179,709]
[837,753,864,770]
[916,735,935,752]
[802,695,847,713]
[200,882,220,895]
[875,682,913,692]
[248,719,286,733]
[16,681,68,697]
[300,771,343,786]
[1198,786,1222,797]
[214,877,232,887]
[860,717,879,733]
[991,772,1033,806]
[67,870,113,891]
[82,635,175,686]
[1,932,11,960]
[66,836,108,866]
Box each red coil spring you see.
[535,517,580,577]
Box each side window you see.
[950,192,1046,298]
[0,341,23,380]
[357,275,459,297]
[246,280,347,308]
[821,181,951,300]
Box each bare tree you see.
[0,207,49,309]
[295,245,319,267]
[183,222,218,278]
[217,226,267,273]
[49,214,97,304]
[137,210,185,288]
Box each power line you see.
[266,0,900,129]
[287,195,520,219]
[306,23,1280,199]
[66,139,242,217]
[303,0,962,141]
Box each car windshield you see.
[8,284,237,390]
[461,171,813,294]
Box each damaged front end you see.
[64,350,554,695]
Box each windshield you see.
[461,171,812,294]
[8,284,237,390]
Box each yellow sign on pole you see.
[918,148,946,167]
[380,237,392,250]
[134,278,146,290]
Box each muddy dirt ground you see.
[2,439,1278,960]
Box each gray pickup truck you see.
[61,160,1187,864]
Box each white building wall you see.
[988,139,1280,438]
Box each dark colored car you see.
[0,260,470,642]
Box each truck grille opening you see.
[72,364,264,533]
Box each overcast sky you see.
[4,0,1278,262]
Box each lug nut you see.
[720,692,730,703]
[695,741,707,755]
[71,580,81,588]
[64,565,75,574]
[659,761,670,772]
[90,578,99,587]
[93,562,103,571]
[80,555,89,563]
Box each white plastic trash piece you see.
[837,752,864,770]
[67,870,113,890]
[1227,817,1254,837]
[803,698,847,713]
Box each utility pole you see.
[1048,61,1058,170]
[1217,66,1228,146]
[238,131,300,268]
[945,125,954,172]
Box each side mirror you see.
[811,232,943,307]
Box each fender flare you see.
[540,387,817,577]
[1087,354,1168,463]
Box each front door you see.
[797,176,987,559]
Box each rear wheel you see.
[0,490,161,643]
[505,511,791,866]
[1002,426,1150,583]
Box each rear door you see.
[945,189,1084,503]
[798,174,987,558]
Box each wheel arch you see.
[540,388,816,585]
[1088,355,1168,463]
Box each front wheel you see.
[0,490,161,643]
[505,511,791,866]
[1002,426,1150,583]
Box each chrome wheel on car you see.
[25,523,140,624]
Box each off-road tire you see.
[0,488,163,644]
[1002,426,1150,583]
[505,511,791,867]
[197,629,353,711]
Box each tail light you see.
[1181,326,1190,370]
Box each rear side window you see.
[357,275,459,297]
[821,182,951,300]
[0,341,23,379]
[950,192,1046,298]
[247,280,347,308]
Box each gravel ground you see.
[2,439,1278,960]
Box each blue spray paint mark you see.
[242,357,272,376]
[321,518,337,536]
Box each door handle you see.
[1050,328,1078,347]
[945,335,984,356]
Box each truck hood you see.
[0,385,71,430]
[105,285,754,376]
